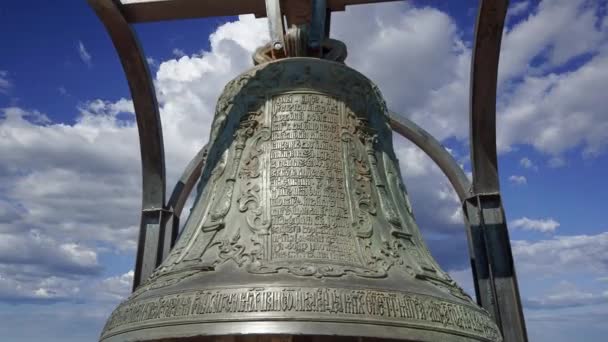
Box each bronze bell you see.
[99,54,502,342]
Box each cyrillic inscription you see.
[103,287,500,341]
[268,92,360,264]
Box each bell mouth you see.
[101,279,500,342]
[102,322,492,342]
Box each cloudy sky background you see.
[1,0,607,341]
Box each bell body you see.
[100,58,501,342]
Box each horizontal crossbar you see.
[119,0,400,23]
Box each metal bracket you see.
[309,0,328,50]
[265,0,286,55]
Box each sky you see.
[0,0,607,341]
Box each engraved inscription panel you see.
[103,287,501,341]
[268,92,360,265]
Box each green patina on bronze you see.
[100,58,502,342]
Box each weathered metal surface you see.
[88,0,167,291]
[118,0,401,23]
[469,0,528,341]
[100,58,501,342]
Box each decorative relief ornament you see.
[102,58,502,342]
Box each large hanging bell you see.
[100,57,502,342]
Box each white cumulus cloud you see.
[511,217,560,233]
[512,232,608,275]
[508,1,530,19]
[524,281,608,309]
[509,175,528,185]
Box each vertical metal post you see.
[309,0,327,50]
[469,0,528,340]
[265,0,286,55]
[88,0,167,290]
[464,198,499,319]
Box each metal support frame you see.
[265,0,286,53]
[389,1,527,341]
[387,112,481,302]
[88,0,167,290]
[467,1,528,340]
[309,0,328,50]
[116,0,399,23]
[89,1,209,290]
[90,1,527,339]
[163,145,209,255]
[388,113,471,202]
[387,113,483,312]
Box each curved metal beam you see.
[159,145,208,263]
[470,0,505,195]
[88,0,166,290]
[388,111,482,307]
[167,145,208,218]
[387,112,471,202]
[469,1,528,341]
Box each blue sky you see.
[1,0,607,341]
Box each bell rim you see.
[101,320,500,342]
[101,284,500,342]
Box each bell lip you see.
[100,320,501,342]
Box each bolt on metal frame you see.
[88,0,527,340]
